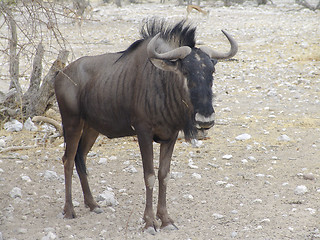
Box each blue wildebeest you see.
[54,19,237,233]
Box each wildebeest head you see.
[145,20,238,137]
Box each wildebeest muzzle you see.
[195,112,215,130]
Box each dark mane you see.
[118,19,196,61]
[140,18,196,48]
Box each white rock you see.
[24,117,38,131]
[188,159,198,169]
[303,173,315,180]
[98,158,107,165]
[183,194,194,200]
[192,173,202,179]
[216,181,227,186]
[41,231,57,240]
[294,185,308,195]
[123,165,138,173]
[225,183,234,188]
[222,154,233,160]
[252,199,262,203]
[17,228,27,234]
[235,133,251,141]
[278,134,291,141]
[10,187,22,198]
[43,170,58,181]
[4,119,23,132]
[260,218,271,224]
[305,208,316,215]
[21,175,32,182]
[0,139,6,148]
[109,156,117,161]
[241,159,248,164]
[212,213,224,219]
[97,190,118,206]
[0,232,2,240]
[171,172,183,179]
[191,139,203,148]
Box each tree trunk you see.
[23,43,44,107]
[8,8,22,100]
[295,0,319,10]
[24,49,69,118]
[257,0,267,5]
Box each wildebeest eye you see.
[188,80,197,89]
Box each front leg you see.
[136,127,157,233]
[157,133,178,229]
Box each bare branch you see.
[295,0,319,10]
[32,116,63,136]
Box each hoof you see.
[162,223,179,231]
[63,210,76,219]
[92,207,103,214]
[144,226,157,235]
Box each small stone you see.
[0,139,6,148]
[212,213,224,219]
[24,117,38,131]
[303,173,315,181]
[109,156,117,161]
[188,159,198,169]
[183,194,194,200]
[241,159,248,164]
[17,228,27,234]
[260,218,271,224]
[191,139,203,148]
[97,190,118,206]
[171,172,183,179]
[216,181,227,186]
[123,165,138,173]
[10,187,22,198]
[305,208,316,215]
[98,158,107,164]
[21,175,32,182]
[43,170,58,181]
[294,185,308,195]
[192,173,202,179]
[235,133,251,141]
[225,183,234,188]
[41,231,57,240]
[252,199,262,203]
[278,134,290,141]
[222,154,233,160]
[4,119,23,132]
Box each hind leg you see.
[75,124,101,213]
[62,118,84,219]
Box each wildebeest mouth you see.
[195,113,215,130]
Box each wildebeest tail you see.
[75,138,87,175]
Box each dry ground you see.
[1,0,320,239]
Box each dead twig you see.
[0,145,35,154]
[32,116,63,136]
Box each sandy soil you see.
[1,0,320,239]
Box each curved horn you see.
[147,33,192,60]
[200,30,238,60]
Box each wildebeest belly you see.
[84,114,136,138]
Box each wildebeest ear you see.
[150,58,179,72]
